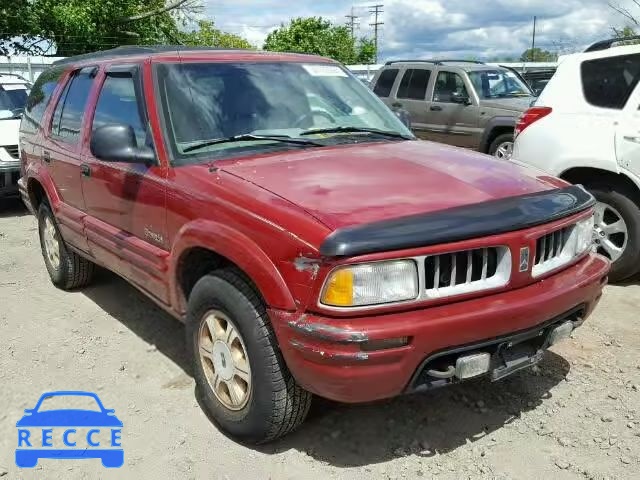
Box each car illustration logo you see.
[519,247,530,272]
[15,391,123,468]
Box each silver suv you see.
[371,60,536,159]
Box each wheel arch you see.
[170,220,297,316]
[480,116,516,153]
[560,167,640,206]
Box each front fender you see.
[170,220,297,314]
[480,116,517,153]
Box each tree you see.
[609,3,640,43]
[1,0,204,56]
[178,20,252,49]
[520,48,557,62]
[263,17,376,64]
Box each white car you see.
[0,74,30,199]
[513,38,640,282]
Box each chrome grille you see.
[4,145,19,159]
[423,247,511,298]
[532,225,574,277]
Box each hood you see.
[16,409,123,427]
[0,118,19,147]
[218,140,563,230]
[480,97,534,112]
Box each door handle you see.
[81,164,91,177]
[430,106,443,111]
[392,102,403,108]
[43,151,51,163]
[623,135,640,144]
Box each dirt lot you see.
[1,198,639,479]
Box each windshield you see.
[0,84,29,117]
[468,69,532,99]
[156,62,413,164]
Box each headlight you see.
[321,260,418,307]
[574,215,594,256]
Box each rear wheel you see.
[186,268,312,443]
[587,185,640,282]
[37,203,94,289]
[488,133,514,160]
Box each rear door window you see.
[21,66,65,134]
[373,68,399,97]
[582,54,640,109]
[397,69,431,100]
[50,67,95,143]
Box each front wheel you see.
[488,133,514,160]
[588,185,640,282]
[186,268,312,444]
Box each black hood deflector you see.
[320,185,594,257]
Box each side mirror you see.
[0,109,14,120]
[90,124,156,165]
[451,91,471,105]
[394,108,412,129]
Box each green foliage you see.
[179,20,252,49]
[0,1,251,57]
[263,17,376,64]
[520,48,558,62]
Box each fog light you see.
[360,337,409,352]
[455,352,491,379]
[548,321,573,346]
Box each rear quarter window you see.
[581,54,640,109]
[373,68,399,97]
[20,66,65,134]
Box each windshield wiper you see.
[300,126,413,139]
[183,134,323,153]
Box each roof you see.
[52,45,328,67]
[0,73,30,85]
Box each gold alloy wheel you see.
[198,310,252,411]
[43,216,61,270]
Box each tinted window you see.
[433,71,469,103]
[582,54,640,109]
[21,66,65,134]
[51,68,95,143]
[374,68,399,97]
[92,75,147,148]
[397,69,431,100]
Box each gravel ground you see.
[1,198,639,480]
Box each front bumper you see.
[0,161,20,197]
[270,253,609,403]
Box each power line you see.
[368,4,383,63]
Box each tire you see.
[488,132,514,159]
[186,267,312,444]
[38,203,94,289]
[586,185,640,282]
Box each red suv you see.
[18,46,609,444]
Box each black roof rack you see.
[384,59,485,66]
[52,45,253,66]
[585,36,640,52]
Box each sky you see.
[204,0,632,61]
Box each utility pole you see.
[369,4,384,63]
[345,6,359,40]
[530,15,537,62]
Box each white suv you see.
[0,74,30,199]
[513,38,640,282]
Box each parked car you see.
[513,38,640,282]
[0,74,30,199]
[370,60,536,159]
[19,46,608,444]
[520,68,557,96]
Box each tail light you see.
[515,107,552,136]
